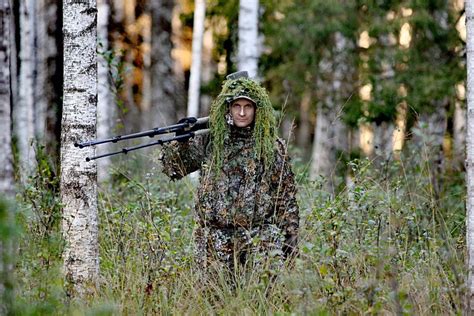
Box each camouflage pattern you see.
[160,125,299,272]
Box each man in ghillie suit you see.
[160,72,299,274]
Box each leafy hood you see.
[209,77,277,171]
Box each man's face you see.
[230,98,256,128]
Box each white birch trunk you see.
[237,0,259,78]
[15,0,36,177]
[414,105,447,195]
[373,121,394,158]
[296,90,312,149]
[310,103,347,191]
[0,2,15,312]
[141,3,152,116]
[280,116,294,143]
[33,0,45,142]
[61,0,99,296]
[9,0,17,123]
[453,100,466,168]
[199,27,215,116]
[0,0,14,198]
[311,104,332,177]
[465,0,474,311]
[359,122,374,156]
[34,0,47,140]
[392,101,408,157]
[310,32,352,192]
[187,0,205,118]
[97,0,114,182]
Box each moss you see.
[209,78,277,172]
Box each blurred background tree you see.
[3,0,464,192]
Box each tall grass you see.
[12,141,465,315]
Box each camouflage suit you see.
[160,75,299,272]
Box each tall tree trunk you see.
[372,32,397,161]
[310,32,353,192]
[36,0,62,160]
[311,104,332,179]
[237,0,259,78]
[61,0,99,297]
[34,0,46,140]
[187,0,205,118]
[466,1,474,311]
[311,103,347,192]
[109,0,142,133]
[0,0,14,197]
[359,122,374,156]
[392,101,408,158]
[97,0,114,182]
[453,97,466,169]
[414,103,448,197]
[15,0,36,178]
[150,0,181,126]
[0,2,15,313]
[199,27,215,116]
[373,121,394,159]
[296,90,312,149]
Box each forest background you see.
[0,0,470,314]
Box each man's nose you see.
[239,106,245,116]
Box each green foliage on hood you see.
[209,77,277,172]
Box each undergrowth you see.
[9,141,466,315]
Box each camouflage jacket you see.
[160,125,299,268]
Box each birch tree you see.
[187,0,205,118]
[409,6,453,196]
[61,0,99,296]
[466,0,474,311]
[0,0,14,197]
[97,0,114,181]
[371,32,398,159]
[15,0,36,177]
[310,32,354,192]
[35,0,48,141]
[296,90,312,149]
[238,0,259,78]
[453,90,466,169]
[414,106,448,196]
[0,2,14,312]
